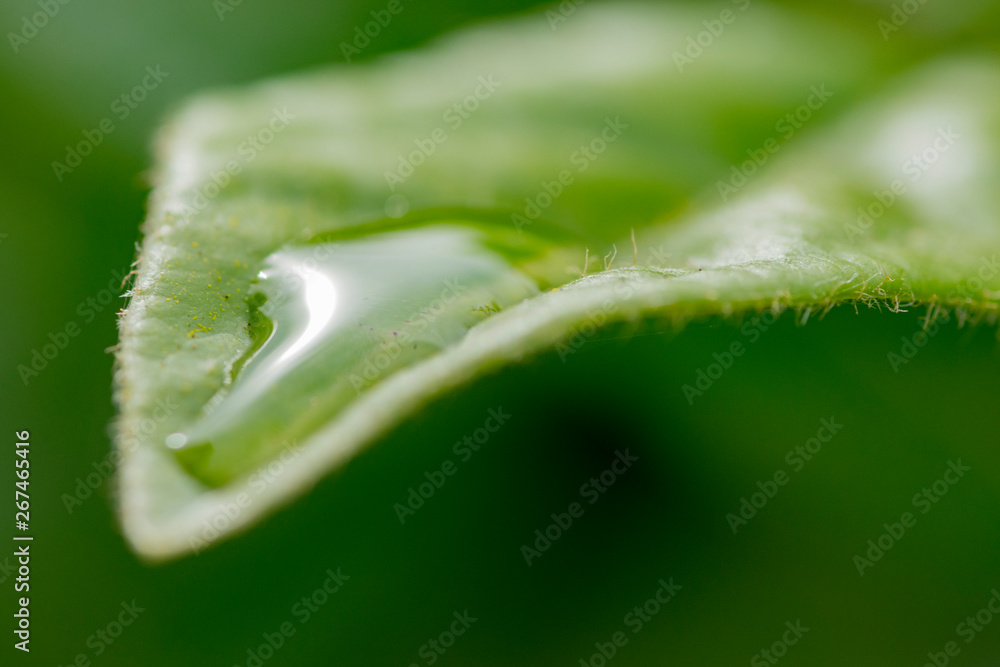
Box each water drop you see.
[170,224,542,485]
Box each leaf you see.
[114,2,1000,559]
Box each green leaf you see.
[114,2,1000,559]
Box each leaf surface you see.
[114,3,1000,559]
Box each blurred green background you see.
[3,1,1000,665]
